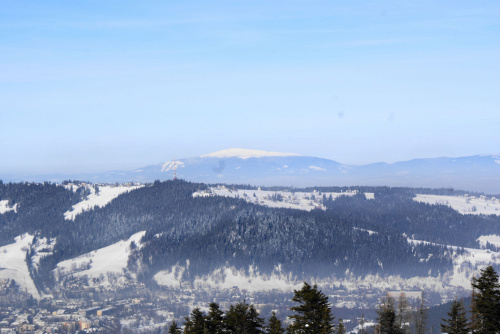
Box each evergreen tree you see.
[470,286,481,334]
[376,295,404,334]
[288,282,334,334]
[184,308,206,334]
[225,300,264,334]
[266,312,285,334]
[206,302,225,334]
[471,265,500,334]
[337,318,346,334]
[169,321,182,334]
[441,299,470,334]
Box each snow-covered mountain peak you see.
[200,148,300,159]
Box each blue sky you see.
[1,1,499,174]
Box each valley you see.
[0,179,499,332]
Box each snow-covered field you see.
[0,200,17,214]
[64,184,143,220]
[196,186,374,212]
[414,194,500,216]
[56,231,145,285]
[477,235,500,248]
[0,234,40,299]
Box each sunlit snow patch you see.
[0,200,18,214]
[153,264,187,289]
[64,184,143,220]
[192,190,213,198]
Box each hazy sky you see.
[1,1,499,174]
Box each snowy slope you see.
[414,194,500,216]
[64,184,143,220]
[161,160,185,172]
[56,231,145,286]
[0,234,40,299]
[448,245,500,288]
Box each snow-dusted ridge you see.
[201,148,300,159]
[195,186,374,211]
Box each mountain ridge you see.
[1,149,499,194]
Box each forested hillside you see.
[0,181,80,246]
[323,188,500,248]
[1,180,499,291]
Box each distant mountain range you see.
[2,148,500,194]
